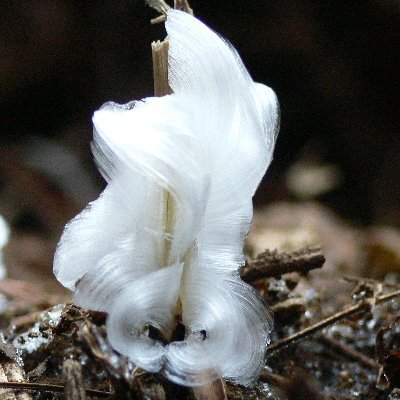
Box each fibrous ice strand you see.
[54,10,279,386]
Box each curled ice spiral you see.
[54,10,279,386]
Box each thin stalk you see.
[151,39,174,268]
[151,37,185,328]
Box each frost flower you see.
[54,10,279,386]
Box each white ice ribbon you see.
[54,10,279,386]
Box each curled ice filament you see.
[54,9,279,386]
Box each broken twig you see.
[241,246,325,282]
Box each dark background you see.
[1,0,399,240]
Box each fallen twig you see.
[241,246,325,282]
[0,382,111,398]
[266,289,400,355]
[343,275,399,289]
[319,336,380,370]
[376,289,400,304]
[266,302,371,355]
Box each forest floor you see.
[1,202,400,400]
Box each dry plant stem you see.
[266,289,400,355]
[62,359,86,400]
[152,35,183,325]
[259,370,290,387]
[0,382,111,398]
[151,11,215,395]
[343,275,399,289]
[266,302,371,355]
[147,0,193,24]
[318,336,380,370]
[152,40,172,97]
[145,0,171,14]
[174,0,193,15]
[152,40,174,267]
[151,15,167,25]
[375,288,400,304]
[241,247,325,282]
